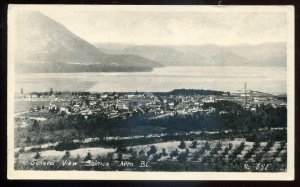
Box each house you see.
[219,111,228,115]
[194,102,200,106]
[176,106,188,115]
[100,94,108,99]
[253,97,260,102]
[128,94,138,99]
[89,96,96,101]
[60,106,71,115]
[209,107,216,112]
[168,102,175,109]
[187,105,194,112]
[79,109,92,116]
[153,111,174,119]
[191,106,199,112]
[89,101,97,106]
[271,104,278,108]
[25,94,31,100]
[155,109,164,115]
[49,95,56,99]
[49,103,58,111]
[280,103,287,107]
[73,104,81,112]
[31,94,38,98]
[116,100,129,110]
[203,107,216,114]
[202,96,215,103]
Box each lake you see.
[15,66,287,94]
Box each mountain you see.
[95,42,286,67]
[96,44,209,66]
[175,43,287,66]
[15,11,161,73]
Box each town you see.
[14,88,288,172]
[15,87,286,123]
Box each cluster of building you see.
[47,93,220,120]
[15,89,287,121]
[17,92,219,120]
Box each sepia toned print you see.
[7,5,294,180]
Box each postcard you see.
[7,5,294,180]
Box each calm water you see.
[15,66,287,94]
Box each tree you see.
[190,140,197,148]
[205,142,210,150]
[228,142,233,150]
[192,151,201,161]
[34,152,41,159]
[63,151,71,159]
[160,148,168,157]
[55,140,79,151]
[138,149,145,156]
[116,147,127,153]
[177,152,188,162]
[170,149,178,158]
[147,145,157,156]
[84,152,92,161]
[106,153,114,162]
[60,111,66,117]
[15,152,19,158]
[178,141,186,149]
[25,136,31,143]
[36,137,45,144]
[185,148,189,155]
[117,153,123,161]
[151,154,160,162]
[75,154,81,162]
[32,120,40,132]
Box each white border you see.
[7,5,295,180]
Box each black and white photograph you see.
[7,5,295,180]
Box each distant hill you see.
[15,11,162,73]
[156,89,229,96]
[96,44,209,66]
[95,42,286,67]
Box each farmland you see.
[15,140,287,172]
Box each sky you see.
[38,7,288,46]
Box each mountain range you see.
[95,42,287,67]
[15,11,287,73]
[15,11,161,73]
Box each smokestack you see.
[244,82,247,107]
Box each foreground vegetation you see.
[15,140,287,172]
